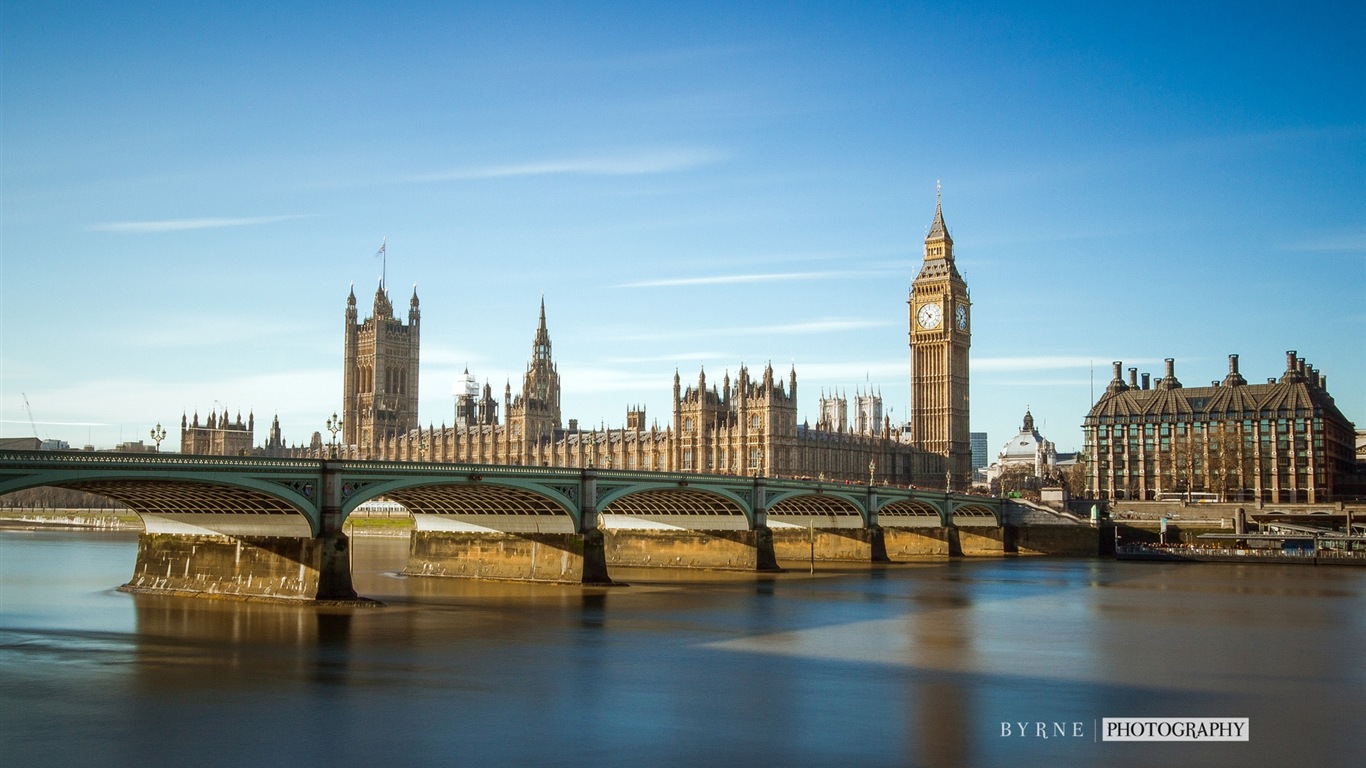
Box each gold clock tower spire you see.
[908,185,971,488]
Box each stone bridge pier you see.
[399,467,613,584]
[122,462,360,602]
[0,453,361,603]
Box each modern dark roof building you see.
[1083,352,1356,502]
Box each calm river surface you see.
[1,529,1363,768]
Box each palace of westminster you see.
[178,195,1360,501]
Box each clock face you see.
[956,304,968,330]
[917,302,942,329]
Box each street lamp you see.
[149,423,166,453]
[325,413,342,458]
[868,459,877,486]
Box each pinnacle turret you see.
[925,181,952,245]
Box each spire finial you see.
[926,183,951,244]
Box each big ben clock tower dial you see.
[908,184,971,488]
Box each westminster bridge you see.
[0,450,1050,602]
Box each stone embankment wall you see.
[122,534,323,600]
[406,530,612,584]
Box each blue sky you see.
[2,1,1363,455]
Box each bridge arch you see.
[598,483,753,531]
[0,468,320,536]
[950,501,1001,527]
[765,489,868,528]
[876,498,949,527]
[342,476,580,533]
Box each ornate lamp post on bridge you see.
[869,459,877,486]
[325,413,342,459]
[149,423,166,453]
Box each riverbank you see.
[1116,542,1366,566]
[0,508,416,535]
[0,507,142,530]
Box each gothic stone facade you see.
[319,197,963,487]
[334,306,931,485]
[343,282,420,454]
[1084,353,1356,502]
[907,192,970,487]
[180,409,254,456]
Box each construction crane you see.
[22,393,44,441]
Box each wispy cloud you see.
[405,148,725,183]
[620,318,892,342]
[109,314,323,349]
[603,352,729,364]
[789,361,906,384]
[974,356,1160,372]
[1280,228,1366,254]
[0,419,111,427]
[90,214,313,233]
[616,269,898,289]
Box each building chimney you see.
[1223,353,1247,386]
[1142,372,1151,390]
[1106,361,1128,394]
[1128,368,1138,388]
[1156,358,1181,390]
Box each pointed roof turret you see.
[925,180,952,244]
[372,277,393,318]
[532,297,551,359]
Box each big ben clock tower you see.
[909,185,971,488]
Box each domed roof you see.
[998,408,1046,460]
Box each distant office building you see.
[970,432,989,476]
[1083,353,1356,502]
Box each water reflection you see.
[3,530,1365,768]
[129,595,359,689]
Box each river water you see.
[1,529,1362,768]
